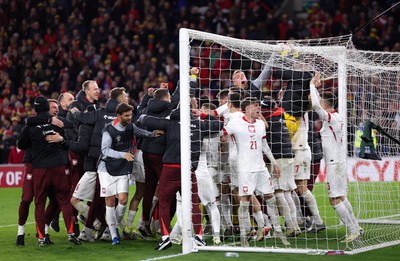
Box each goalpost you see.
[179,28,400,255]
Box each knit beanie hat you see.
[34,96,50,113]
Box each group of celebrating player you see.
[15,60,362,250]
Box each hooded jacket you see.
[72,98,119,159]
[141,108,222,170]
[65,90,96,145]
[18,112,68,168]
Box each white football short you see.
[229,162,239,190]
[238,169,274,197]
[130,150,145,183]
[293,147,311,180]
[327,163,348,198]
[195,163,219,205]
[98,171,129,197]
[272,158,297,191]
[73,171,97,201]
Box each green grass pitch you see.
[1,184,399,261]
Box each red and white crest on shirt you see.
[248,125,255,133]
[243,186,248,193]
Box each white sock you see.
[292,191,304,224]
[18,225,25,236]
[334,201,357,234]
[126,210,137,228]
[342,198,359,233]
[253,210,265,229]
[149,196,158,220]
[115,204,127,224]
[45,224,49,234]
[302,190,323,225]
[221,194,233,227]
[263,213,271,228]
[266,197,282,232]
[74,201,89,217]
[106,206,118,239]
[238,201,251,236]
[136,216,144,229]
[84,226,93,235]
[207,202,221,236]
[175,194,182,227]
[276,192,295,230]
[285,191,299,229]
[170,222,182,238]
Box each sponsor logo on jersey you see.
[243,186,248,193]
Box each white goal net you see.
[178,28,400,255]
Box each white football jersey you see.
[226,111,244,162]
[223,116,275,172]
[214,103,230,124]
[310,84,345,164]
[292,112,310,151]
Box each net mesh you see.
[181,29,400,254]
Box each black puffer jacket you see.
[265,107,294,159]
[73,98,119,159]
[273,69,313,118]
[142,108,222,170]
[308,111,323,162]
[18,113,68,168]
[65,90,96,145]
[140,98,173,155]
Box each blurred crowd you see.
[1,0,400,163]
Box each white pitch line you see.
[0,221,35,228]
[140,252,188,261]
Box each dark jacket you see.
[273,69,313,118]
[136,83,181,153]
[142,109,223,170]
[308,111,323,162]
[247,82,263,101]
[73,98,119,159]
[65,90,96,145]
[68,104,98,171]
[140,99,173,155]
[265,107,294,159]
[18,113,68,168]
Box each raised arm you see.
[309,72,328,121]
[252,61,272,89]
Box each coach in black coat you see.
[18,96,78,245]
